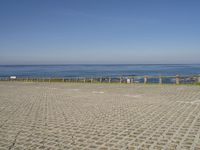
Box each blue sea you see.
[0,64,200,77]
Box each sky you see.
[0,0,200,65]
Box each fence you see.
[0,75,200,85]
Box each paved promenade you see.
[0,82,200,150]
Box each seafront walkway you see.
[0,82,200,149]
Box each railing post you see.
[198,75,200,83]
[131,77,134,84]
[100,78,102,83]
[159,76,162,84]
[109,78,111,83]
[144,76,148,84]
[176,75,180,84]
[120,77,122,83]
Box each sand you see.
[0,82,200,150]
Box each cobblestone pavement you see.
[0,82,200,150]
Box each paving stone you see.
[0,82,200,149]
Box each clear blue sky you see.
[0,0,200,64]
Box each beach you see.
[0,82,200,150]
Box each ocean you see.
[0,64,200,77]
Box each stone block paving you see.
[0,82,200,150]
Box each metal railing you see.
[0,75,200,85]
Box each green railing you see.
[1,75,200,85]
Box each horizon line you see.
[0,63,200,66]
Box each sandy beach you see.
[0,82,200,150]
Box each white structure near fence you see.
[127,78,131,84]
[10,76,16,79]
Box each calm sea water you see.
[0,64,200,77]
